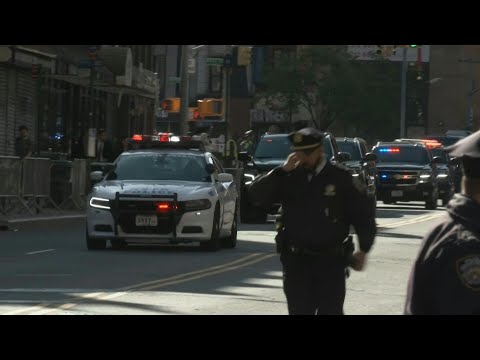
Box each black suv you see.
[372,141,441,210]
[336,137,378,202]
[238,132,349,223]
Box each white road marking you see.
[15,274,71,277]
[26,249,56,255]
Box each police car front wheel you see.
[86,228,107,250]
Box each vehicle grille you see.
[378,171,418,185]
[117,200,184,234]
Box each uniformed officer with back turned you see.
[248,128,377,315]
[405,129,480,315]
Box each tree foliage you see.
[261,45,401,140]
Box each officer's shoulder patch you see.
[456,254,480,291]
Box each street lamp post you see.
[400,47,408,138]
[179,45,190,136]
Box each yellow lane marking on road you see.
[5,252,274,315]
[379,213,445,229]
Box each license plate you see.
[135,215,158,227]
[391,190,403,198]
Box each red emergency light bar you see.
[132,134,143,141]
[156,202,177,212]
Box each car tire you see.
[222,206,238,249]
[111,239,127,250]
[425,189,438,210]
[86,228,107,250]
[200,206,221,252]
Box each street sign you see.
[167,77,181,84]
[206,57,224,66]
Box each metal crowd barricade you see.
[59,159,88,210]
[0,156,33,216]
[21,157,62,214]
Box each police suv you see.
[86,134,238,251]
[372,141,441,209]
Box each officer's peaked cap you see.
[445,129,480,178]
[288,127,325,151]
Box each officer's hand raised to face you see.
[282,152,305,172]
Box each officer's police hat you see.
[288,127,325,151]
[445,130,480,178]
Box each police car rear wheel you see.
[222,207,238,249]
[200,206,221,252]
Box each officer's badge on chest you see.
[457,255,480,291]
[324,184,336,197]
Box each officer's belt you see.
[286,246,344,257]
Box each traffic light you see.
[237,46,253,66]
[160,98,181,112]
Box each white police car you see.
[86,135,238,251]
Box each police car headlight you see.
[437,172,449,178]
[184,199,211,212]
[352,173,360,177]
[419,173,432,179]
[89,197,111,210]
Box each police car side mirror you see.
[363,153,377,162]
[90,171,104,183]
[205,163,216,175]
[238,151,252,163]
[218,173,234,183]
[432,156,442,164]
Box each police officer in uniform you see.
[405,130,480,315]
[248,128,377,315]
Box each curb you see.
[7,214,86,224]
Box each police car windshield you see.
[108,153,210,182]
[337,141,362,161]
[254,137,292,159]
[373,146,430,164]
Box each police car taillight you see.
[132,134,143,141]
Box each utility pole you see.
[179,45,190,136]
[400,46,408,138]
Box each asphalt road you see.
[0,201,447,315]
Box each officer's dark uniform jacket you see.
[248,161,376,254]
[405,194,480,315]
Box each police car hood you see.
[252,158,285,172]
[376,163,431,171]
[447,194,480,233]
[91,180,216,201]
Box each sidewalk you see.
[1,208,85,226]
